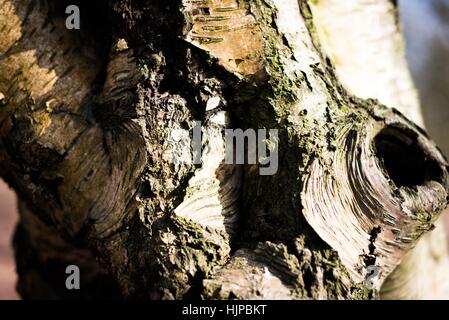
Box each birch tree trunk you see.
[1,0,448,299]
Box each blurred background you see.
[400,0,449,272]
[1,0,449,299]
[0,183,18,299]
[401,0,449,157]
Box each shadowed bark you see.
[0,0,448,299]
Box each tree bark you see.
[1,0,448,299]
[309,0,449,299]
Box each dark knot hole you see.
[374,127,443,187]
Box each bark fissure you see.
[0,0,448,300]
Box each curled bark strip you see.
[302,109,449,287]
[182,0,264,76]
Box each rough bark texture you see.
[310,0,449,299]
[1,0,448,299]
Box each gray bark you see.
[0,0,448,299]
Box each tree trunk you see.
[1,0,448,299]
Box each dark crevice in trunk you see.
[374,126,444,188]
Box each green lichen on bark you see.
[2,0,448,300]
[148,215,231,299]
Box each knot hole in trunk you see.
[374,126,444,188]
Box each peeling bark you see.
[0,0,448,299]
[309,0,449,299]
